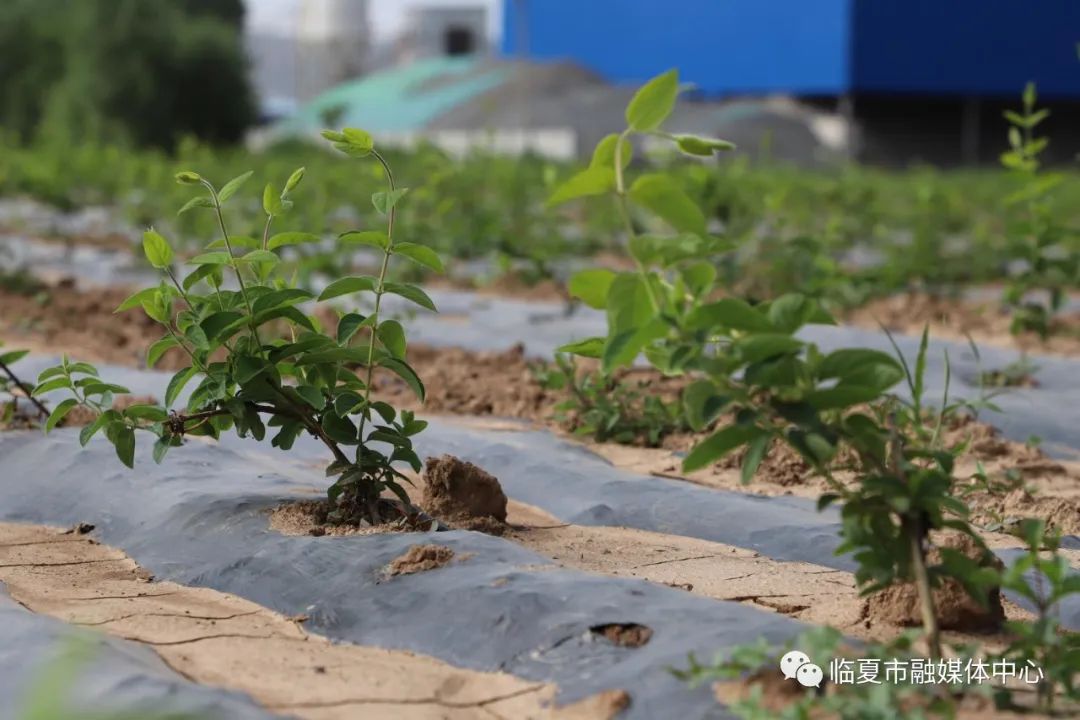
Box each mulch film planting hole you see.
[589,623,653,648]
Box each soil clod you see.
[420,455,509,533]
[386,544,457,577]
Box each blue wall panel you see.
[852,0,1080,97]
[501,0,852,95]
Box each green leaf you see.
[217,170,253,204]
[267,232,321,250]
[817,349,904,391]
[32,377,72,395]
[591,133,633,169]
[806,386,886,411]
[235,355,270,384]
[383,283,437,312]
[339,230,390,250]
[683,424,766,473]
[318,276,377,302]
[152,436,171,464]
[683,380,729,432]
[337,313,368,344]
[741,435,769,484]
[200,311,245,343]
[123,405,168,422]
[567,269,616,310]
[263,183,282,216]
[146,336,179,368]
[735,335,804,364]
[380,358,425,402]
[206,236,260,250]
[0,349,28,364]
[674,134,735,156]
[142,229,173,269]
[629,174,706,235]
[547,167,614,207]
[79,411,111,446]
[377,320,407,358]
[603,319,666,373]
[394,242,444,273]
[323,127,374,157]
[295,385,326,411]
[165,366,199,408]
[372,188,409,215]
[189,251,232,265]
[625,69,679,132]
[113,425,136,468]
[239,250,280,265]
[284,167,305,194]
[181,264,222,292]
[252,288,312,315]
[556,337,605,359]
[177,196,214,216]
[44,398,78,432]
[686,299,773,333]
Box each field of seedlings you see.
[1,71,1079,720]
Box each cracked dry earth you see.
[0,522,628,720]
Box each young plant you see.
[993,519,1080,713]
[550,71,989,658]
[532,353,685,447]
[1000,82,1078,340]
[33,129,441,526]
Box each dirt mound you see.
[864,532,1005,633]
[268,499,407,537]
[967,488,1080,536]
[386,544,456,576]
[420,455,509,532]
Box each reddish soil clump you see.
[864,532,1005,633]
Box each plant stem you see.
[356,149,396,449]
[614,129,662,314]
[0,359,49,419]
[906,521,942,659]
[207,183,264,351]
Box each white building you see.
[295,0,371,101]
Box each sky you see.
[246,0,502,41]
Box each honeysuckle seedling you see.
[549,70,997,659]
[33,129,443,526]
[1000,82,1078,340]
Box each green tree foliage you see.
[0,0,255,149]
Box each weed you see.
[32,129,440,526]
[532,353,685,446]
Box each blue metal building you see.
[502,0,1080,99]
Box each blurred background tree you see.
[0,0,254,150]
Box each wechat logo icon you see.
[779,650,823,688]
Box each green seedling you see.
[993,519,1080,713]
[551,70,996,659]
[1000,82,1079,340]
[0,343,48,426]
[33,129,442,526]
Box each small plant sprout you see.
[33,129,442,527]
[1000,82,1078,340]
